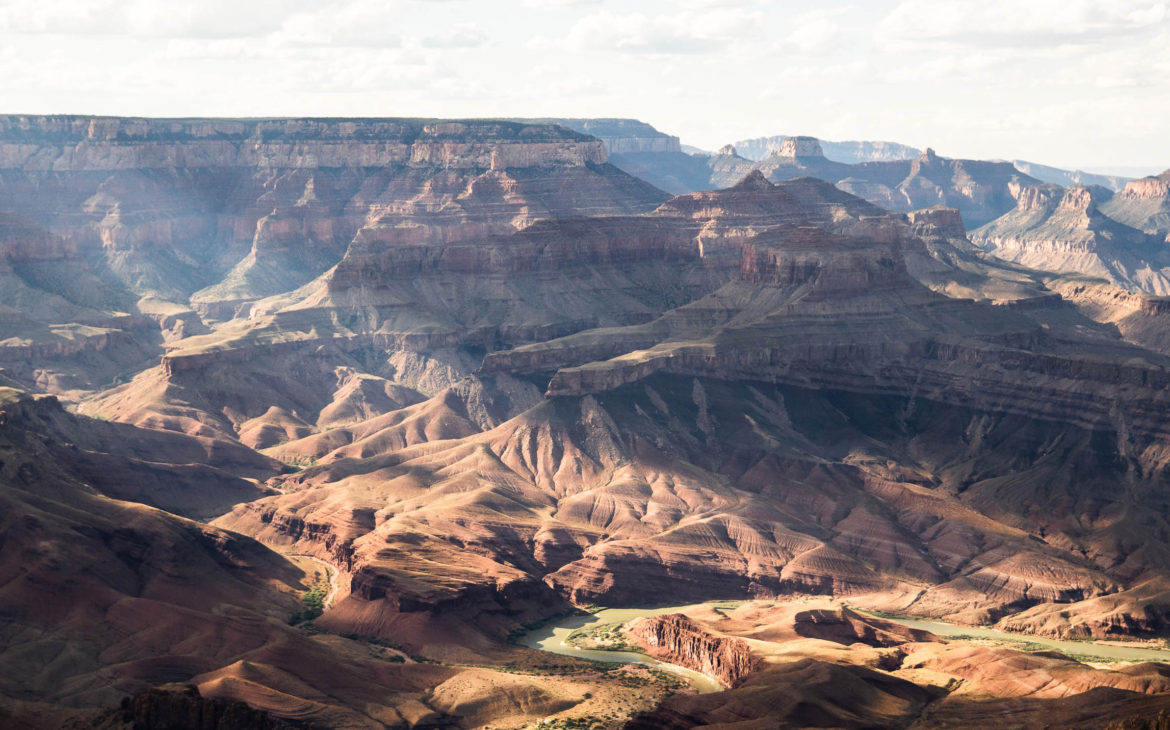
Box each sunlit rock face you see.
[8,115,1170,729]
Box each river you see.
[867,612,1170,664]
[517,606,725,694]
[520,602,1170,694]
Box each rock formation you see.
[614,131,1039,227]
[1103,169,1170,236]
[972,183,1170,293]
[732,134,922,164]
[510,117,682,155]
[6,116,1170,729]
[626,599,1170,729]
[1011,159,1131,192]
[0,115,667,400]
[185,173,1170,645]
[86,685,300,730]
[624,614,760,688]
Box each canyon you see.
[4,115,1170,728]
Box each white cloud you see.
[275,1,408,48]
[523,0,602,7]
[877,0,1168,49]
[0,0,316,38]
[420,23,488,48]
[564,7,762,55]
[771,9,843,54]
[1,0,1168,167]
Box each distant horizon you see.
[2,110,1166,179]
[3,0,1167,169]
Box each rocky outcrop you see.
[330,215,702,289]
[1103,170,1170,236]
[86,684,299,730]
[973,183,1169,293]
[625,614,759,688]
[0,116,609,171]
[908,206,967,238]
[0,115,675,397]
[739,226,904,291]
[636,135,1038,227]
[776,135,825,159]
[792,606,935,647]
[0,115,667,307]
[512,118,682,155]
[1012,159,1131,192]
[733,134,921,164]
[0,212,75,260]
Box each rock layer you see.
[625,614,760,688]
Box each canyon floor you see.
[4,116,1170,728]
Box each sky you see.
[1,0,1168,172]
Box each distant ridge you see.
[732,134,921,164]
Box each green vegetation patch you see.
[566,622,640,652]
[289,582,327,624]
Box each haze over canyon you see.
[3,112,1170,729]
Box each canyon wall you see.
[625,614,760,688]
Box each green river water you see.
[517,606,725,694]
[867,612,1170,664]
[519,603,1170,696]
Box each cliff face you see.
[973,183,1170,293]
[0,115,665,305]
[12,119,1170,730]
[625,614,759,688]
[628,134,1034,228]
[0,116,608,170]
[505,117,682,155]
[1102,170,1170,236]
[1012,159,1131,192]
[192,170,1170,645]
[0,115,669,399]
[732,134,921,164]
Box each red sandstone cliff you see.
[625,614,760,688]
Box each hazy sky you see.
[2,0,1167,171]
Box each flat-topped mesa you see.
[776,135,825,159]
[1116,170,1170,200]
[0,115,669,308]
[0,116,609,171]
[1100,169,1170,238]
[908,206,967,238]
[740,225,906,294]
[513,118,683,155]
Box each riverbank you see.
[517,606,726,694]
[857,609,1170,664]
